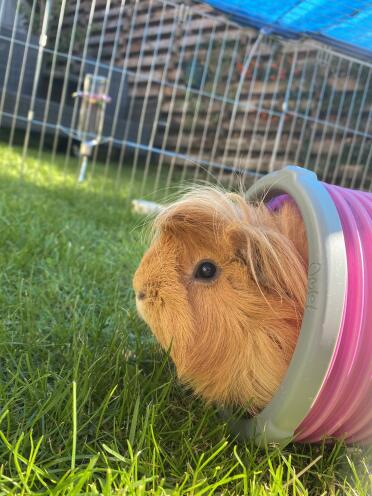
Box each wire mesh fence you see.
[0,0,371,196]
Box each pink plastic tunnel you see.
[238,166,372,445]
[295,185,372,443]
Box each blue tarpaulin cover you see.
[205,1,372,58]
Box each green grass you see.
[0,144,370,495]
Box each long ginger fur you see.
[133,188,308,414]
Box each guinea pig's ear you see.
[158,212,185,233]
[152,210,190,241]
[154,205,220,243]
[228,225,306,305]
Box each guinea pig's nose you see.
[136,290,146,301]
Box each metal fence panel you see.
[0,0,371,193]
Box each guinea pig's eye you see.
[194,260,218,281]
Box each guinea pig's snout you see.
[133,279,147,301]
[133,268,145,300]
[133,253,163,306]
[134,282,160,304]
[136,290,146,301]
[133,270,158,303]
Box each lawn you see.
[0,144,370,495]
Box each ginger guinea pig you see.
[133,188,308,414]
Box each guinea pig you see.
[133,187,308,414]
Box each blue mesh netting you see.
[205,0,372,56]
